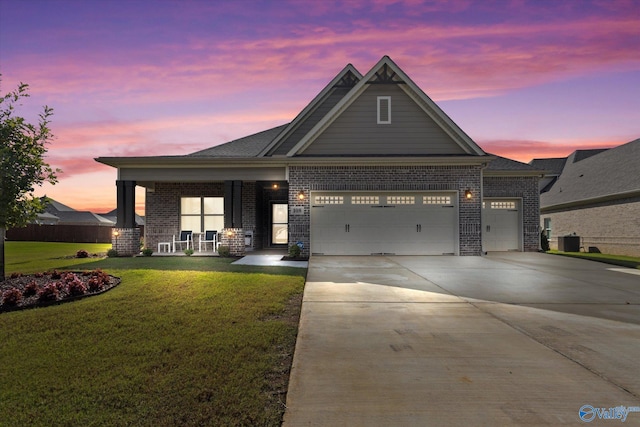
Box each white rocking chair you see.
[199,230,218,252]
[173,230,192,252]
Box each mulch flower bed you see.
[0,270,120,313]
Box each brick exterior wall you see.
[142,172,541,257]
[112,227,140,256]
[541,197,640,257]
[288,165,483,256]
[145,182,257,254]
[219,228,245,256]
[483,175,540,252]
[145,182,225,251]
[242,182,256,251]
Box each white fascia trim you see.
[258,64,363,157]
[98,154,495,169]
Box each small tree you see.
[0,80,59,281]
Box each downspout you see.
[480,161,488,255]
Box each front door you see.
[271,203,288,245]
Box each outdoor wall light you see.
[226,230,235,238]
[465,189,472,199]
[297,190,306,200]
[113,230,120,237]
[272,183,279,190]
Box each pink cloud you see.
[480,138,623,163]
[4,12,637,109]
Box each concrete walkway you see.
[283,253,640,426]
[231,250,308,268]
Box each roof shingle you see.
[187,124,288,158]
[541,138,640,209]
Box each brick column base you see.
[219,228,245,256]
[112,227,140,257]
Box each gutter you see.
[95,155,497,169]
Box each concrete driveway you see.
[283,253,640,426]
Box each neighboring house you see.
[531,139,640,256]
[42,198,115,227]
[99,209,145,228]
[7,198,115,243]
[97,56,542,257]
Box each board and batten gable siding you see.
[299,85,467,156]
[270,87,353,156]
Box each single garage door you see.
[310,192,458,255]
[482,199,521,251]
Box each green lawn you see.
[5,241,113,273]
[548,250,640,269]
[1,242,306,426]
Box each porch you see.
[112,178,296,257]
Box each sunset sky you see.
[1,0,638,214]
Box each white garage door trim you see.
[310,191,459,256]
[482,198,523,252]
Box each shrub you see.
[142,248,153,257]
[34,272,45,278]
[2,288,22,306]
[23,281,39,297]
[50,270,62,280]
[54,281,66,292]
[68,278,87,296]
[38,284,60,302]
[184,248,194,256]
[107,249,118,258]
[76,249,89,258]
[62,272,79,284]
[541,231,550,252]
[87,277,103,292]
[9,272,22,279]
[88,269,110,292]
[288,244,301,258]
[217,245,231,257]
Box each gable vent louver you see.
[377,96,391,124]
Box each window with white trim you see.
[352,195,380,205]
[543,217,552,238]
[180,197,224,233]
[377,96,391,124]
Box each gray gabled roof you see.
[529,157,567,175]
[541,138,640,210]
[573,148,609,162]
[261,64,363,157]
[188,124,288,157]
[97,56,539,179]
[101,209,146,226]
[41,197,115,226]
[487,155,544,172]
[285,56,487,157]
[44,198,76,212]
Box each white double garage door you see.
[311,192,458,255]
[310,192,521,255]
